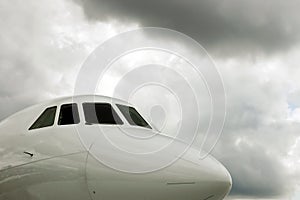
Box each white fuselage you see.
[0,95,231,200]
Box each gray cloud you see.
[213,123,298,198]
[207,57,300,199]
[75,0,300,57]
[219,141,288,197]
[1,1,300,199]
[288,90,300,109]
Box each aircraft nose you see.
[178,150,232,200]
[197,155,232,199]
[211,157,232,197]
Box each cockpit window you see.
[83,103,123,125]
[29,106,57,130]
[117,104,151,129]
[58,103,80,125]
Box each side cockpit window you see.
[58,103,80,125]
[83,103,123,125]
[29,106,57,130]
[117,104,151,129]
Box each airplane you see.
[0,95,232,200]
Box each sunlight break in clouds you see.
[0,0,138,119]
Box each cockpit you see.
[0,95,232,200]
[28,102,152,130]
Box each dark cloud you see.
[75,0,300,57]
[0,1,300,199]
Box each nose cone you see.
[201,155,232,199]
[209,156,232,198]
[180,150,232,200]
[83,125,232,200]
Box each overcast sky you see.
[1,0,300,199]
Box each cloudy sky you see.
[1,0,300,199]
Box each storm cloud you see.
[0,1,300,200]
[75,0,300,56]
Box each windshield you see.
[117,104,151,129]
[83,103,123,125]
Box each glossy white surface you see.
[0,95,231,200]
